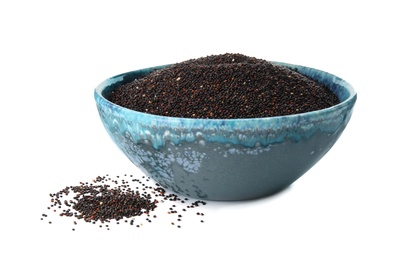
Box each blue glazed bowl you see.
[94,62,357,201]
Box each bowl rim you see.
[94,61,357,123]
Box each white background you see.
[1,0,395,259]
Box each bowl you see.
[94,62,357,201]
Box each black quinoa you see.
[41,174,207,230]
[108,53,340,119]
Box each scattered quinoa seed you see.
[41,174,208,230]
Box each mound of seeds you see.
[108,53,339,119]
[41,174,207,230]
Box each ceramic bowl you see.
[94,62,357,201]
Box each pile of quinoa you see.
[108,53,339,119]
[41,174,207,230]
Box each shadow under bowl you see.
[94,62,357,201]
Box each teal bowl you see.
[94,62,357,201]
